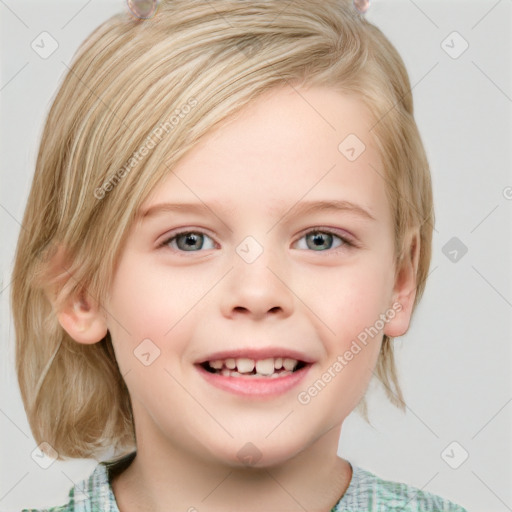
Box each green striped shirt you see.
[22,453,468,512]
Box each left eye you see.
[294,230,349,251]
[160,229,352,253]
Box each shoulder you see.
[334,464,469,512]
[20,455,127,512]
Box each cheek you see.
[109,253,182,328]
[300,257,395,343]
[105,254,173,366]
[109,263,163,332]
[105,253,214,366]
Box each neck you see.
[111,422,352,512]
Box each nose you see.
[220,244,294,321]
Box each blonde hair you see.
[11,0,433,460]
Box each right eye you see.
[159,231,217,252]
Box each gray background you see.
[1,1,511,511]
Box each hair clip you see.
[127,0,159,19]
[353,0,370,14]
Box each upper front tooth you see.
[236,358,255,373]
[208,356,299,373]
[283,358,298,371]
[255,358,275,375]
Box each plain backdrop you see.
[1,1,511,511]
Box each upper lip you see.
[196,347,316,365]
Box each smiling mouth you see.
[199,357,308,379]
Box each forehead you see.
[140,85,388,221]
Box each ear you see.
[56,291,108,344]
[384,229,420,338]
[44,244,108,345]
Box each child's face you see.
[100,86,414,466]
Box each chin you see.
[205,437,308,471]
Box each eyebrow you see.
[138,199,376,222]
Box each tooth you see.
[210,360,223,369]
[225,358,236,369]
[221,369,231,376]
[283,358,297,371]
[271,370,291,379]
[274,357,283,369]
[255,358,275,375]
[236,358,255,373]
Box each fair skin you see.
[56,85,419,512]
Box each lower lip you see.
[196,364,312,398]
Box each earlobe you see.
[57,292,108,344]
[384,230,420,338]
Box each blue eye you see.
[295,230,351,251]
[161,231,216,252]
[159,229,353,254]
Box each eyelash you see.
[158,228,356,255]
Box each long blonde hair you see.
[11,0,433,460]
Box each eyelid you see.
[294,225,355,242]
[158,228,217,251]
[158,226,357,254]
